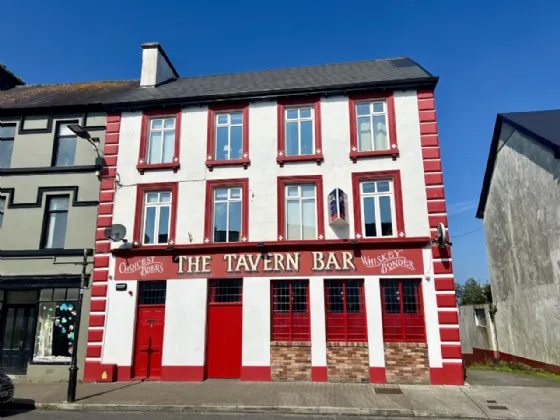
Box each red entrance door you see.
[133,306,165,379]
[206,279,243,379]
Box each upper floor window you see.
[204,179,249,243]
[133,182,178,245]
[271,281,310,341]
[352,171,405,239]
[348,93,398,162]
[206,104,250,171]
[42,196,69,249]
[0,196,5,227]
[0,124,16,169]
[381,279,425,342]
[277,98,323,166]
[53,123,77,167]
[138,110,181,174]
[278,176,324,241]
[324,279,367,342]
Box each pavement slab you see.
[400,385,486,418]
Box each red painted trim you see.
[348,91,398,162]
[106,122,121,133]
[203,178,249,243]
[426,187,445,200]
[96,242,110,253]
[99,191,114,203]
[88,329,104,342]
[427,200,446,214]
[438,310,459,324]
[161,365,205,381]
[351,170,405,239]
[83,362,117,382]
[423,160,442,172]
[86,345,102,358]
[97,216,112,228]
[324,279,368,342]
[422,147,440,159]
[133,182,179,246]
[420,123,438,135]
[276,97,324,166]
[418,99,435,110]
[441,344,462,359]
[89,314,105,327]
[311,366,328,382]
[421,135,439,147]
[440,327,460,342]
[94,256,109,268]
[90,299,107,312]
[92,284,108,297]
[117,365,132,381]
[432,246,451,259]
[137,108,181,174]
[206,103,250,170]
[369,367,387,384]
[425,173,443,186]
[240,366,271,381]
[434,260,453,274]
[435,277,455,291]
[93,270,108,282]
[436,294,457,308]
[463,348,560,375]
[430,363,464,385]
[277,175,325,241]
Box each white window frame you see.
[0,196,5,227]
[356,100,390,152]
[212,186,243,243]
[215,112,243,160]
[360,179,397,238]
[284,106,314,156]
[142,190,172,245]
[146,117,176,164]
[285,184,317,240]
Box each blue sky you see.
[3,0,559,283]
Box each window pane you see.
[230,112,242,125]
[230,126,242,159]
[216,126,229,160]
[146,192,159,203]
[363,196,376,237]
[53,288,66,301]
[216,114,228,125]
[3,308,14,350]
[377,181,390,192]
[40,289,54,301]
[358,117,372,151]
[286,109,298,120]
[379,196,393,236]
[58,124,75,136]
[229,201,242,242]
[300,108,312,119]
[159,192,171,203]
[362,182,375,194]
[356,103,370,116]
[213,202,227,242]
[50,212,68,248]
[273,282,290,312]
[301,199,317,240]
[147,131,162,164]
[326,281,344,313]
[285,122,299,156]
[292,283,307,313]
[0,197,5,212]
[139,281,167,305]
[300,120,313,155]
[215,188,228,200]
[302,184,315,198]
[0,139,14,168]
[55,137,76,166]
[143,206,156,244]
[373,102,385,113]
[158,206,170,243]
[151,119,163,129]
[230,188,241,200]
[286,186,299,197]
[0,125,16,137]
[373,115,388,150]
[162,131,175,163]
[163,118,175,129]
[286,199,301,240]
[402,280,420,314]
[346,280,362,313]
[382,280,401,313]
[66,288,79,300]
[49,197,69,211]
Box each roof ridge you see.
[15,79,137,88]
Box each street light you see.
[67,124,100,147]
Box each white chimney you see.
[140,42,179,87]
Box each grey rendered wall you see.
[483,123,560,366]
[459,304,497,355]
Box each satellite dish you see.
[436,223,447,248]
[104,224,127,242]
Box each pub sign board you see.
[114,248,424,280]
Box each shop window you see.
[138,281,167,305]
[209,279,243,304]
[324,279,367,342]
[271,281,310,341]
[33,288,79,363]
[380,279,426,342]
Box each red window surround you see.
[271,280,310,342]
[137,109,182,174]
[276,97,324,167]
[206,103,250,171]
[277,175,325,242]
[351,170,405,240]
[203,178,250,244]
[324,279,367,342]
[348,92,398,162]
[133,182,179,246]
[380,279,426,342]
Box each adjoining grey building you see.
[477,110,560,374]
[0,66,130,380]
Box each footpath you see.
[4,379,560,419]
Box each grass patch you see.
[470,360,560,382]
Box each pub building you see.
[83,43,463,385]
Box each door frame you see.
[0,304,38,375]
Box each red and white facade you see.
[83,84,463,384]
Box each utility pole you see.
[67,249,89,403]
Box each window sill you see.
[131,240,176,248]
[326,341,368,347]
[205,157,250,171]
[350,148,399,163]
[29,360,71,366]
[277,153,324,167]
[352,235,408,242]
[136,161,180,174]
[271,341,311,347]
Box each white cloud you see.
[447,200,479,216]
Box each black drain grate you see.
[373,387,403,395]
[486,400,497,404]
[488,405,509,410]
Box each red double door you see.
[133,306,165,379]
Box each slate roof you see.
[0,57,436,111]
[476,110,560,219]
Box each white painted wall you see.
[111,90,430,247]
[102,280,138,366]
[241,277,270,366]
[422,246,443,367]
[162,279,207,366]
[310,277,327,367]
[364,276,385,367]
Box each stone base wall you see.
[326,342,369,383]
[385,342,430,384]
[271,341,311,381]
